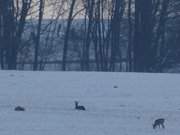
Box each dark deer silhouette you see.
[153,118,165,129]
[14,106,25,111]
[75,101,86,111]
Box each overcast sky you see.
[41,0,84,19]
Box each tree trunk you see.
[62,0,76,71]
[127,0,133,72]
[33,0,44,71]
[134,0,153,72]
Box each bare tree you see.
[62,0,76,71]
[134,0,153,72]
[0,0,32,69]
[109,0,125,71]
[127,0,133,71]
[33,0,45,70]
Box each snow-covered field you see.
[0,71,180,135]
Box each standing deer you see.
[153,118,165,129]
[74,101,86,111]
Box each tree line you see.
[0,0,180,72]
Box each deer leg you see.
[162,123,165,128]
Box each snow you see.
[0,71,180,135]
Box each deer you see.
[14,106,25,111]
[74,101,86,111]
[153,118,165,129]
